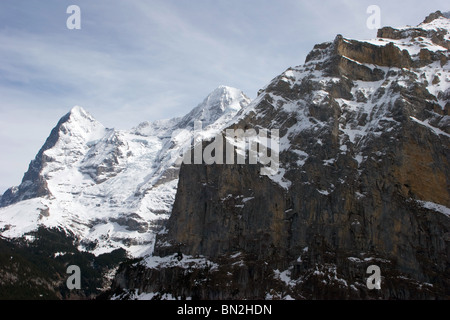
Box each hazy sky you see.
[0,0,448,193]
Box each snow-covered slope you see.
[0,86,251,257]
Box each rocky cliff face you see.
[109,12,450,300]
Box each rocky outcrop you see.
[108,13,450,300]
[379,11,450,50]
[334,35,412,68]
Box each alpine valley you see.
[1,11,449,300]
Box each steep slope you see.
[0,86,250,258]
[1,106,106,207]
[109,11,450,300]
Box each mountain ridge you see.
[108,11,450,300]
[1,10,449,300]
[0,86,250,258]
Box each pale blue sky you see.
[0,0,448,193]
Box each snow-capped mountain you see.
[109,11,450,300]
[2,9,449,300]
[0,86,251,257]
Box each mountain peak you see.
[67,105,99,125]
[422,10,449,24]
[209,85,241,98]
[418,10,450,33]
[70,105,86,114]
[202,85,250,117]
[177,86,251,129]
[58,106,105,143]
[214,84,234,92]
[69,105,88,117]
[205,85,249,110]
[373,11,450,51]
[0,106,106,207]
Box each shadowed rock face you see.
[109,13,450,300]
